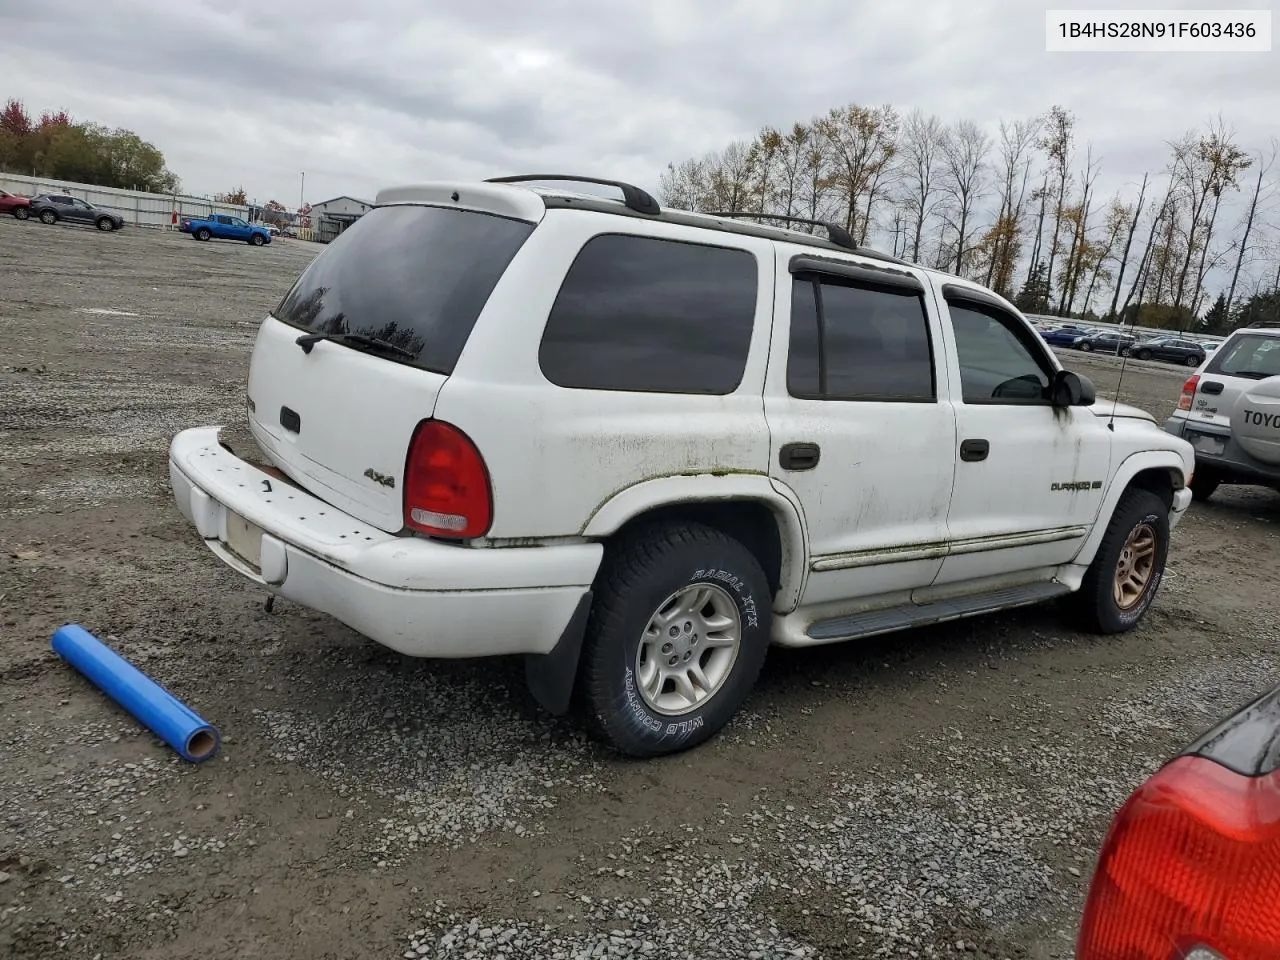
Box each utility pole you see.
[300,171,305,210]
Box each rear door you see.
[762,252,957,605]
[247,202,537,532]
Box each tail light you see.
[1077,686,1280,960]
[402,420,492,539]
[1178,374,1200,411]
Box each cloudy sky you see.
[3,0,1275,214]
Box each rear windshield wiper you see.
[295,331,416,361]
[1221,369,1280,379]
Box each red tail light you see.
[1178,374,1200,411]
[402,420,492,539]
[1076,756,1280,960]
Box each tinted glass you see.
[949,302,1051,403]
[539,234,757,394]
[786,278,821,396]
[787,276,934,401]
[274,205,534,375]
[1206,334,1280,379]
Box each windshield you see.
[273,204,534,375]
[1205,333,1280,380]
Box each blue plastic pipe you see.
[51,624,220,763]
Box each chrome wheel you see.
[635,582,741,716]
[1114,522,1157,610]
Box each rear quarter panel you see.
[434,210,778,540]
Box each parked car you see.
[0,188,31,220]
[1076,679,1280,959]
[1040,324,1095,346]
[167,174,1194,758]
[185,213,272,246]
[28,194,124,231]
[1123,336,1206,366]
[1164,323,1280,500]
[1071,331,1139,354]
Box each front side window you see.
[949,301,1053,404]
[539,234,758,395]
[786,274,935,401]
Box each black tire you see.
[1190,470,1220,502]
[249,233,265,246]
[578,522,772,758]
[13,206,29,221]
[1136,349,1152,360]
[1080,342,1093,352]
[196,227,211,241]
[1071,488,1170,634]
[39,209,57,225]
[1185,354,1200,367]
[96,217,114,231]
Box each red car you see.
[0,189,31,220]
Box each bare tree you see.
[747,127,782,212]
[985,117,1040,289]
[1226,140,1277,311]
[897,110,945,263]
[1059,145,1100,314]
[772,123,814,220]
[1106,173,1149,319]
[1168,118,1252,311]
[816,103,899,239]
[1039,106,1075,302]
[938,120,991,275]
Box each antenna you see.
[1108,327,1134,432]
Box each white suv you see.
[168,175,1195,757]
[1165,323,1280,499]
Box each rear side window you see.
[274,205,534,375]
[1205,334,1280,380]
[538,234,758,394]
[787,275,935,401]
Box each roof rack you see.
[1247,320,1280,329]
[484,174,660,215]
[704,211,856,251]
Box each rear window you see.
[273,205,534,375]
[1204,333,1280,380]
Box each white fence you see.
[0,172,249,229]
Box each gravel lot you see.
[2,218,1277,960]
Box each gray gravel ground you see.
[1,218,1277,960]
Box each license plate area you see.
[1188,432,1226,456]
[225,510,264,570]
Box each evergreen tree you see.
[1014,260,1051,313]
[1203,292,1231,334]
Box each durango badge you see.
[1051,480,1103,492]
[363,468,395,489]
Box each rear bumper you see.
[168,426,603,658]
[1165,415,1280,486]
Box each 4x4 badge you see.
[363,468,395,489]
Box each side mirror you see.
[1051,370,1096,407]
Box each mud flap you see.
[524,590,592,715]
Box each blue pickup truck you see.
[181,213,272,246]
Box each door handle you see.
[1200,381,1223,395]
[960,438,989,462]
[779,442,820,471]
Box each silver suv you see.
[1165,323,1280,500]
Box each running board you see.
[806,582,1071,643]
